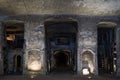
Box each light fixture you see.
[6,35,15,41]
[82,68,90,75]
[28,60,42,71]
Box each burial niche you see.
[82,51,94,75]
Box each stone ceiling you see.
[0,0,120,16]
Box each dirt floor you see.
[0,73,120,80]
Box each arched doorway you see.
[82,51,94,74]
[52,50,72,73]
[54,50,70,68]
[13,55,22,73]
[97,21,117,74]
[44,18,78,74]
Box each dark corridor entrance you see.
[53,50,72,73]
[54,51,69,67]
[97,22,117,74]
[45,19,78,74]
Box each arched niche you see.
[13,55,22,72]
[82,51,94,74]
[27,49,42,71]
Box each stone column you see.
[0,22,3,75]
[116,26,120,77]
[23,21,46,74]
[77,17,98,75]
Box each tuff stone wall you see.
[22,15,98,75]
[0,15,119,76]
[0,22,3,75]
[7,49,23,73]
[0,0,120,16]
[117,26,120,77]
[77,17,98,75]
[24,21,46,74]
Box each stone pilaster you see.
[77,17,98,75]
[23,21,46,74]
[116,27,120,77]
[0,22,3,75]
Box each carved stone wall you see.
[0,15,118,76]
[24,21,46,74]
[117,26,120,77]
[23,16,98,75]
[0,22,3,75]
[77,17,98,75]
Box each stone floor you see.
[0,73,120,80]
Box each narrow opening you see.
[13,55,22,73]
[97,21,117,74]
[16,55,22,70]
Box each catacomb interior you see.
[3,21,24,74]
[0,0,120,77]
[45,19,78,74]
[97,22,117,74]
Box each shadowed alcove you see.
[82,51,94,75]
[54,50,70,69]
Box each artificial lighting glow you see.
[82,51,94,74]
[114,64,116,72]
[113,51,117,54]
[28,61,42,71]
[88,76,92,79]
[114,58,117,60]
[6,35,15,41]
[82,68,90,75]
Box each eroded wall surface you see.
[117,25,120,77]
[77,17,98,75]
[0,23,3,74]
[22,15,98,75]
[0,15,119,76]
[24,20,46,74]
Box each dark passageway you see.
[97,22,117,74]
[54,52,68,67]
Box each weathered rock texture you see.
[0,23,3,74]
[0,15,120,76]
[24,20,46,74]
[116,26,120,76]
[77,17,98,75]
[0,0,120,16]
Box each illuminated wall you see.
[77,17,98,75]
[22,16,98,75]
[0,15,119,76]
[24,21,45,74]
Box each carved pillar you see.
[23,21,46,74]
[116,26,120,76]
[0,22,3,75]
[77,17,98,75]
